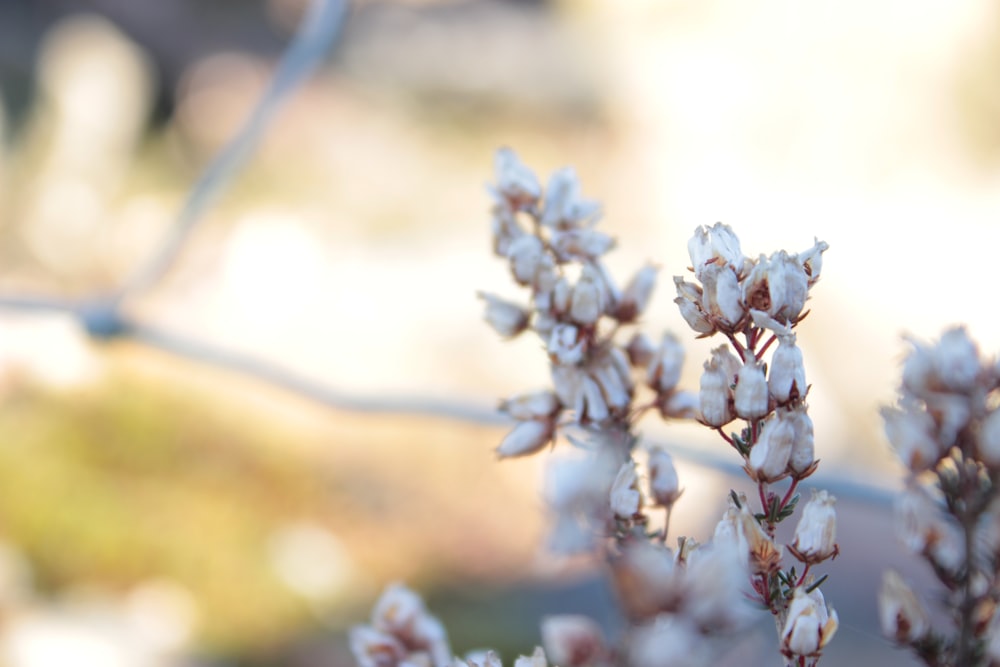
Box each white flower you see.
[550,228,615,262]
[748,411,794,482]
[791,490,838,563]
[764,250,809,323]
[610,461,642,518]
[768,333,806,403]
[700,262,744,329]
[647,333,685,393]
[781,587,838,658]
[540,167,601,229]
[548,324,586,366]
[684,542,755,633]
[798,238,829,286]
[569,265,607,326]
[615,264,658,322]
[878,570,929,643]
[496,420,554,459]
[902,327,981,397]
[673,277,713,334]
[540,615,605,667]
[787,406,815,475]
[492,147,540,209]
[630,615,712,667]
[979,407,1000,466]
[881,403,940,471]
[349,626,407,667]
[735,498,782,575]
[626,332,656,367]
[734,358,769,420]
[687,223,744,282]
[478,292,530,338]
[647,447,681,508]
[576,374,610,423]
[500,391,560,420]
[895,485,965,573]
[513,648,547,667]
[507,235,547,286]
[589,356,631,413]
[699,346,740,427]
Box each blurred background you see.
[0,0,999,664]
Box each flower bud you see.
[699,346,740,427]
[349,626,407,667]
[687,223,744,282]
[748,412,794,482]
[734,359,769,419]
[578,374,609,423]
[674,296,714,334]
[610,461,642,518]
[902,327,981,397]
[540,615,605,667]
[551,228,615,262]
[781,587,838,658]
[508,235,546,286]
[790,490,837,563]
[647,333,685,393]
[769,333,806,403]
[798,238,829,286]
[590,361,631,413]
[478,292,530,338]
[500,391,560,420]
[896,485,965,573]
[570,265,606,325]
[540,167,601,230]
[787,406,815,475]
[615,264,658,322]
[765,250,809,323]
[491,211,525,258]
[658,390,699,420]
[700,262,745,329]
[551,277,572,315]
[630,617,711,667]
[879,570,929,644]
[626,333,656,367]
[647,447,680,507]
[497,420,554,458]
[881,404,940,471]
[548,324,585,365]
[493,147,540,210]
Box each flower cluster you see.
[879,328,1000,666]
[350,149,839,667]
[673,223,838,665]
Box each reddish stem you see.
[715,428,735,447]
[726,333,748,361]
[781,478,800,510]
[756,333,778,359]
[796,563,812,587]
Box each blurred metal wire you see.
[0,0,898,512]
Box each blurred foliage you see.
[0,367,343,653]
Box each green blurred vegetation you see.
[0,367,343,652]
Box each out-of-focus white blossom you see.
[550,228,615,262]
[626,332,656,367]
[540,167,600,230]
[500,391,560,420]
[508,235,547,286]
[902,327,981,397]
[478,292,530,338]
[569,265,606,326]
[748,411,794,482]
[492,148,541,210]
[781,587,838,658]
[465,650,502,667]
[615,264,658,322]
[896,485,965,573]
[881,403,941,471]
[659,390,699,420]
[496,420,554,459]
[878,570,930,644]
[590,359,631,414]
[699,346,739,427]
[647,333,685,393]
[768,333,806,404]
[610,461,642,518]
[577,374,610,423]
[540,615,605,667]
[684,542,755,633]
[687,223,744,282]
[630,615,712,667]
[790,490,838,563]
[647,447,681,508]
[734,359,768,420]
[350,626,408,667]
[352,583,452,667]
[548,324,586,366]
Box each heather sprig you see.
[879,328,1000,666]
